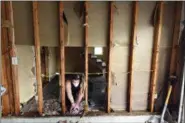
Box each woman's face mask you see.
[72,80,80,87]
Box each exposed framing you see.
[149,1,164,112]
[127,1,138,112]
[170,2,182,75]
[41,47,49,85]
[0,1,181,116]
[32,1,43,115]
[107,1,113,113]
[84,1,89,112]
[6,1,20,116]
[170,2,183,105]
[59,1,66,114]
[1,1,11,115]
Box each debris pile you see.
[43,99,61,115]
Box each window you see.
[94,47,103,55]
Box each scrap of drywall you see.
[16,45,36,103]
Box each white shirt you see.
[0,85,6,96]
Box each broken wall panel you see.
[16,45,36,103]
[113,2,132,47]
[13,1,68,47]
[132,72,151,110]
[16,46,58,104]
[38,2,59,47]
[13,1,34,45]
[155,2,176,111]
[63,1,83,47]
[111,1,132,110]
[132,2,156,111]
[13,1,109,47]
[111,1,176,111]
[88,2,109,47]
[13,1,110,47]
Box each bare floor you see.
[3,110,159,118]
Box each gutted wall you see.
[13,1,177,110]
[111,1,175,111]
[13,1,109,47]
[155,2,176,110]
[16,45,36,103]
[17,46,58,103]
[13,1,69,46]
[110,1,132,110]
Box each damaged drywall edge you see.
[48,74,58,82]
[16,45,38,103]
[48,47,57,80]
[31,46,38,101]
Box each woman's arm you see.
[76,87,84,104]
[66,80,75,104]
[75,80,85,104]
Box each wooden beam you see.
[1,38,10,116]
[1,1,11,115]
[149,1,164,112]
[84,1,89,112]
[6,1,20,116]
[32,1,43,115]
[127,1,138,112]
[107,1,113,113]
[59,1,66,114]
[41,47,49,85]
[170,2,182,105]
